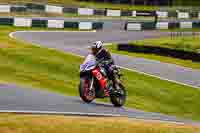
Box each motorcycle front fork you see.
[108,79,120,93]
[89,77,94,91]
[111,73,121,90]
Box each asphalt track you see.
[0,30,199,124]
[0,84,198,124]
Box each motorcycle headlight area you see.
[80,64,85,71]
[80,64,96,71]
[85,64,96,71]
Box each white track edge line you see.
[9,30,96,34]
[0,110,122,117]
[0,110,193,125]
[118,66,200,89]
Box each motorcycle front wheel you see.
[79,77,96,103]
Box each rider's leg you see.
[100,64,113,96]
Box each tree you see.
[131,0,135,5]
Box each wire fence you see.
[170,31,200,39]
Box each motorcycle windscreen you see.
[80,54,96,71]
[83,54,96,64]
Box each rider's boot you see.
[104,89,110,97]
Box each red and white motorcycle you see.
[79,54,126,107]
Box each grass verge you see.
[0,26,200,121]
[131,36,200,53]
[0,12,155,21]
[0,114,199,133]
[160,29,200,32]
[106,36,200,69]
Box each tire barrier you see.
[1,17,198,31]
[125,21,200,31]
[0,5,10,12]
[26,3,45,11]
[118,43,200,62]
[0,17,103,30]
[0,17,13,25]
[14,18,32,27]
[45,5,63,14]
[10,5,27,12]
[78,8,94,16]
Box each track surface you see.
[0,84,197,124]
[12,31,200,88]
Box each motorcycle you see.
[79,54,126,107]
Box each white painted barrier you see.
[78,8,94,15]
[0,5,10,12]
[178,12,189,19]
[14,18,32,27]
[198,12,200,19]
[79,22,92,30]
[48,20,64,28]
[107,10,121,17]
[126,23,141,31]
[156,11,168,18]
[156,22,168,29]
[45,5,63,13]
[132,11,137,17]
[180,22,193,29]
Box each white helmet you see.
[92,41,103,49]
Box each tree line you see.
[79,0,200,6]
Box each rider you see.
[91,41,115,96]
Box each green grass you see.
[0,26,82,95]
[0,114,199,133]
[160,29,200,32]
[0,26,200,121]
[132,36,200,53]
[106,36,200,69]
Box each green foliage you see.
[173,0,200,6]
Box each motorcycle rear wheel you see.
[110,83,126,107]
